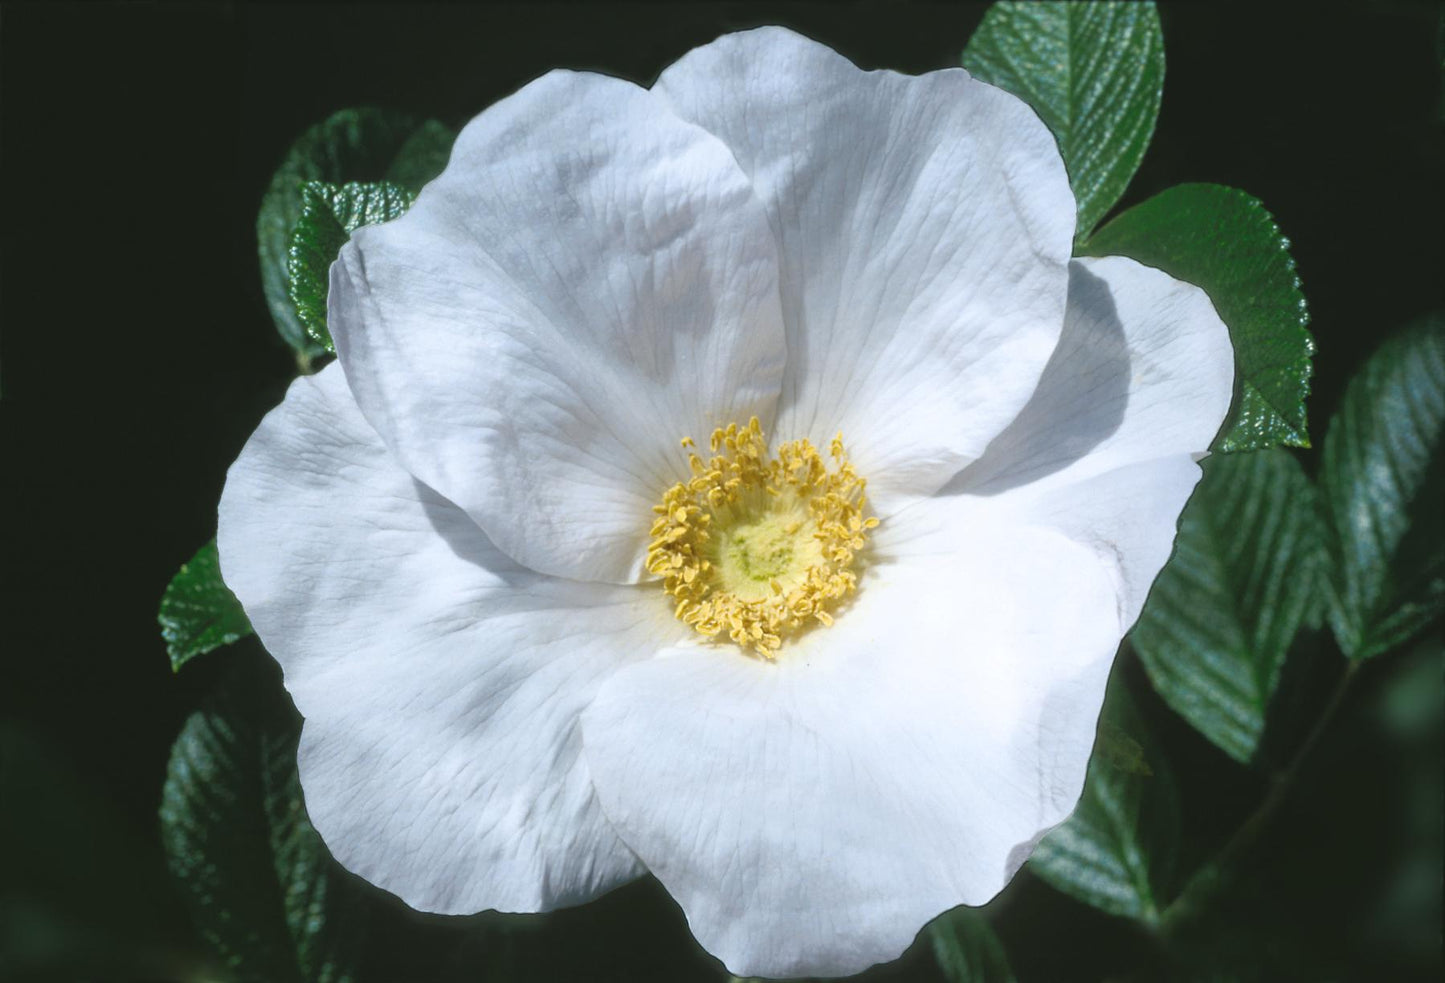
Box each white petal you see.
[890,453,1202,636]
[581,520,1121,979]
[330,69,785,584]
[655,27,1074,512]
[926,255,1231,625]
[217,363,689,913]
[955,256,1235,497]
[991,457,1206,627]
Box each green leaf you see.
[930,907,1016,983]
[160,657,365,983]
[1030,678,1179,923]
[386,119,456,191]
[962,1,1164,239]
[287,181,415,352]
[1130,450,1327,763]
[257,108,453,362]
[1094,717,1153,776]
[1321,315,1445,660]
[159,539,252,671]
[1081,183,1314,452]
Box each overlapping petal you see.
[956,256,1234,497]
[217,364,689,913]
[939,255,1234,622]
[655,27,1076,513]
[329,69,786,585]
[582,517,1121,979]
[997,457,1208,628]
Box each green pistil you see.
[726,521,797,582]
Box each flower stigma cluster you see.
[646,418,878,658]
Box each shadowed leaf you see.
[1322,315,1445,659]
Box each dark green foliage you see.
[159,658,366,983]
[1131,451,1328,763]
[287,181,415,352]
[257,108,453,361]
[1029,679,1179,925]
[1082,183,1314,452]
[385,120,457,192]
[930,907,1016,982]
[963,1,1164,240]
[1321,315,1445,659]
[159,539,252,671]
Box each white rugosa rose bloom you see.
[219,27,1233,980]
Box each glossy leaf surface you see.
[159,539,252,671]
[1321,315,1445,659]
[963,1,1164,239]
[287,181,415,352]
[1131,450,1326,763]
[257,108,452,360]
[1083,184,1313,451]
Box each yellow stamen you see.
[645,417,876,659]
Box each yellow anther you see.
[645,417,874,660]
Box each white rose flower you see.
[218,27,1233,980]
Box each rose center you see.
[723,514,804,585]
[646,418,876,659]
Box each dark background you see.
[2,2,1441,981]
